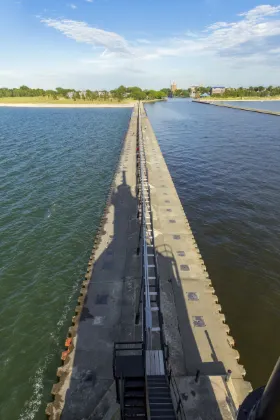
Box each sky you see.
[1,0,280,89]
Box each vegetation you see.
[212,86,280,99]
[0,85,167,102]
[2,85,280,103]
[160,88,190,98]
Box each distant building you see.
[190,86,199,98]
[210,86,226,95]
[170,81,177,93]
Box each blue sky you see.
[1,1,280,89]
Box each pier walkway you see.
[139,103,251,418]
[47,102,251,420]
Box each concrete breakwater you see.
[46,102,251,419]
[193,100,280,116]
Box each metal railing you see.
[139,102,186,420]
[167,367,187,420]
[138,105,153,350]
[113,341,144,378]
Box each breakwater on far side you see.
[193,100,280,116]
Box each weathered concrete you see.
[46,106,141,420]
[194,100,280,116]
[140,102,252,418]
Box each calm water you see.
[220,100,280,112]
[0,107,131,420]
[146,99,280,388]
[1,102,280,419]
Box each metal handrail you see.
[140,103,186,420]
[139,105,166,358]
[138,105,153,350]
[168,368,187,420]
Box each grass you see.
[0,96,136,105]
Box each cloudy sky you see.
[1,0,280,89]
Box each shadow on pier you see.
[56,170,228,420]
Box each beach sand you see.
[0,103,135,108]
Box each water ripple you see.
[0,107,131,420]
[146,99,280,388]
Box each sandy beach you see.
[0,103,135,108]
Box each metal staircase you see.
[123,377,146,419]
[148,376,176,420]
[113,103,185,420]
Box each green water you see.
[0,107,131,419]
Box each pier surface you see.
[47,103,251,419]
[194,100,280,116]
[47,107,141,419]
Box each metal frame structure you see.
[136,103,164,353]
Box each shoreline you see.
[0,102,135,108]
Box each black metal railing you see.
[113,341,144,378]
[167,367,187,420]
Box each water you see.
[0,107,131,420]
[145,99,280,388]
[1,101,280,418]
[220,100,280,112]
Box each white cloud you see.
[206,22,233,31]
[239,5,280,20]
[136,39,151,44]
[70,4,77,9]
[41,18,132,55]
[33,5,280,88]
[148,4,280,60]
[85,0,93,2]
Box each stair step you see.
[150,402,173,407]
[125,380,145,389]
[149,393,171,398]
[124,406,146,415]
[124,398,145,407]
[125,391,145,398]
[149,389,170,395]
[150,408,175,414]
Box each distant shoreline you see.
[200,97,280,102]
[0,103,135,108]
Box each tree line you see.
[2,84,279,100]
[0,85,192,101]
[212,86,280,98]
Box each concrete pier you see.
[46,106,141,419]
[47,102,251,419]
[194,100,280,116]
[140,103,252,418]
